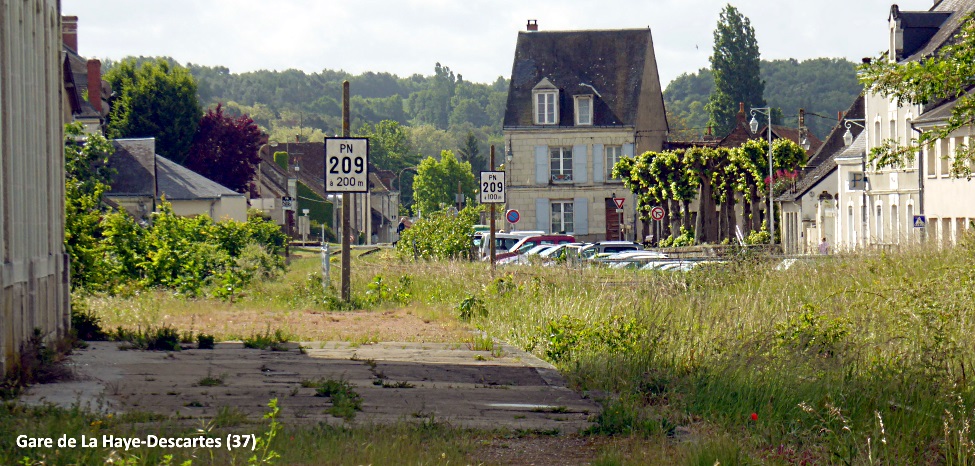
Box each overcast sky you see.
[62,0,935,88]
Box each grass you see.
[62,236,975,464]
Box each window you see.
[891,204,899,243]
[926,143,936,177]
[605,145,622,180]
[575,96,592,125]
[550,147,573,182]
[940,138,951,177]
[535,91,558,125]
[551,201,574,234]
[876,205,884,242]
[848,205,855,247]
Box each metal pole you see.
[489,146,496,270]
[768,115,774,248]
[341,81,352,302]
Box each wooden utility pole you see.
[341,81,351,302]
[489,145,496,270]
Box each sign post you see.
[650,206,665,246]
[481,147,506,268]
[613,197,625,241]
[325,82,370,302]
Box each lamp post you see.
[749,107,775,246]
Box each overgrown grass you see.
[67,235,975,463]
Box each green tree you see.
[858,11,975,179]
[707,4,765,137]
[104,58,203,163]
[396,204,482,260]
[456,130,487,173]
[411,150,477,217]
[354,120,421,173]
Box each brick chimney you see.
[735,102,746,125]
[527,20,538,31]
[62,16,78,51]
[87,59,103,114]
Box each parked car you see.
[478,231,544,260]
[578,241,644,260]
[495,234,576,261]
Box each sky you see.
[61,0,936,88]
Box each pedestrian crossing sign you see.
[913,215,926,228]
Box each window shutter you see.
[592,144,604,183]
[572,144,587,183]
[536,198,550,232]
[535,146,548,185]
[623,143,635,158]
[574,197,589,235]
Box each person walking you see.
[818,237,829,255]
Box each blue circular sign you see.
[505,209,520,224]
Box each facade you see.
[1,1,71,373]
[913,95,975,245]
[778,96,865,253]
[859,1,975,249]
[502,24,668,242]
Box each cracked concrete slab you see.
[20,341,598,432]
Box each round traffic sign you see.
[505,209,521,224]
[650,206,665,221]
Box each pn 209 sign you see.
[325,138,369,193]
[479,171,505,204]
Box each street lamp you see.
[749,107,775,246]
[505,141,514,163]
[842,119,865,146]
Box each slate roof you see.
[156,156,244,201]
[900,0,975,63]
[62,47,100,120]
[108,138,243,201]
[778,96,865,202]
[913,88,974,125]
[503,29,659,128]
[108,139,156,197]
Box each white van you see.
[478,231,544,259]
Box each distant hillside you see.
[665,58,863,140]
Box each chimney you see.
[87,59,103,114]
[862,57,872,64]
[62,16,78,51]
[527,20,538,31]
[735,102,746,124]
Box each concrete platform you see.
[20,341,598,432]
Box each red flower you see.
[750,412,759,421]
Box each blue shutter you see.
[572,144,587,183]
[535,146,548,185]
[623,143,635,158]
[574,197,589,235]
[592,144,605,183]
[536,198,550,232]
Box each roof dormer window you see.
[575,95,592,126]
[532,78,559,125]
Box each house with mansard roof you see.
[502,21,668,242]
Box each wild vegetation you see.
[34,230,969,463]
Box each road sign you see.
[505,209,520,224]
[615,209,624,213]
[281,196,294,210]
[650,206,665,221]
[325,138,369,193]
[613,197,625,209]
[913,215,926,228]
[479,171,506,204]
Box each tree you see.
[858,11,975,179]
[456,130,487,173]
[707,4,765,137]
[184,104,263,194]
[354,120,421,173]
[104,58,203,163]
[64,123,116,290]
[411,150,477,217]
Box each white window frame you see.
[534,90,558,125]
[551,200,574,234]
[550,146,573,182]
[605,145,622,181]
[574,95,593,126]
